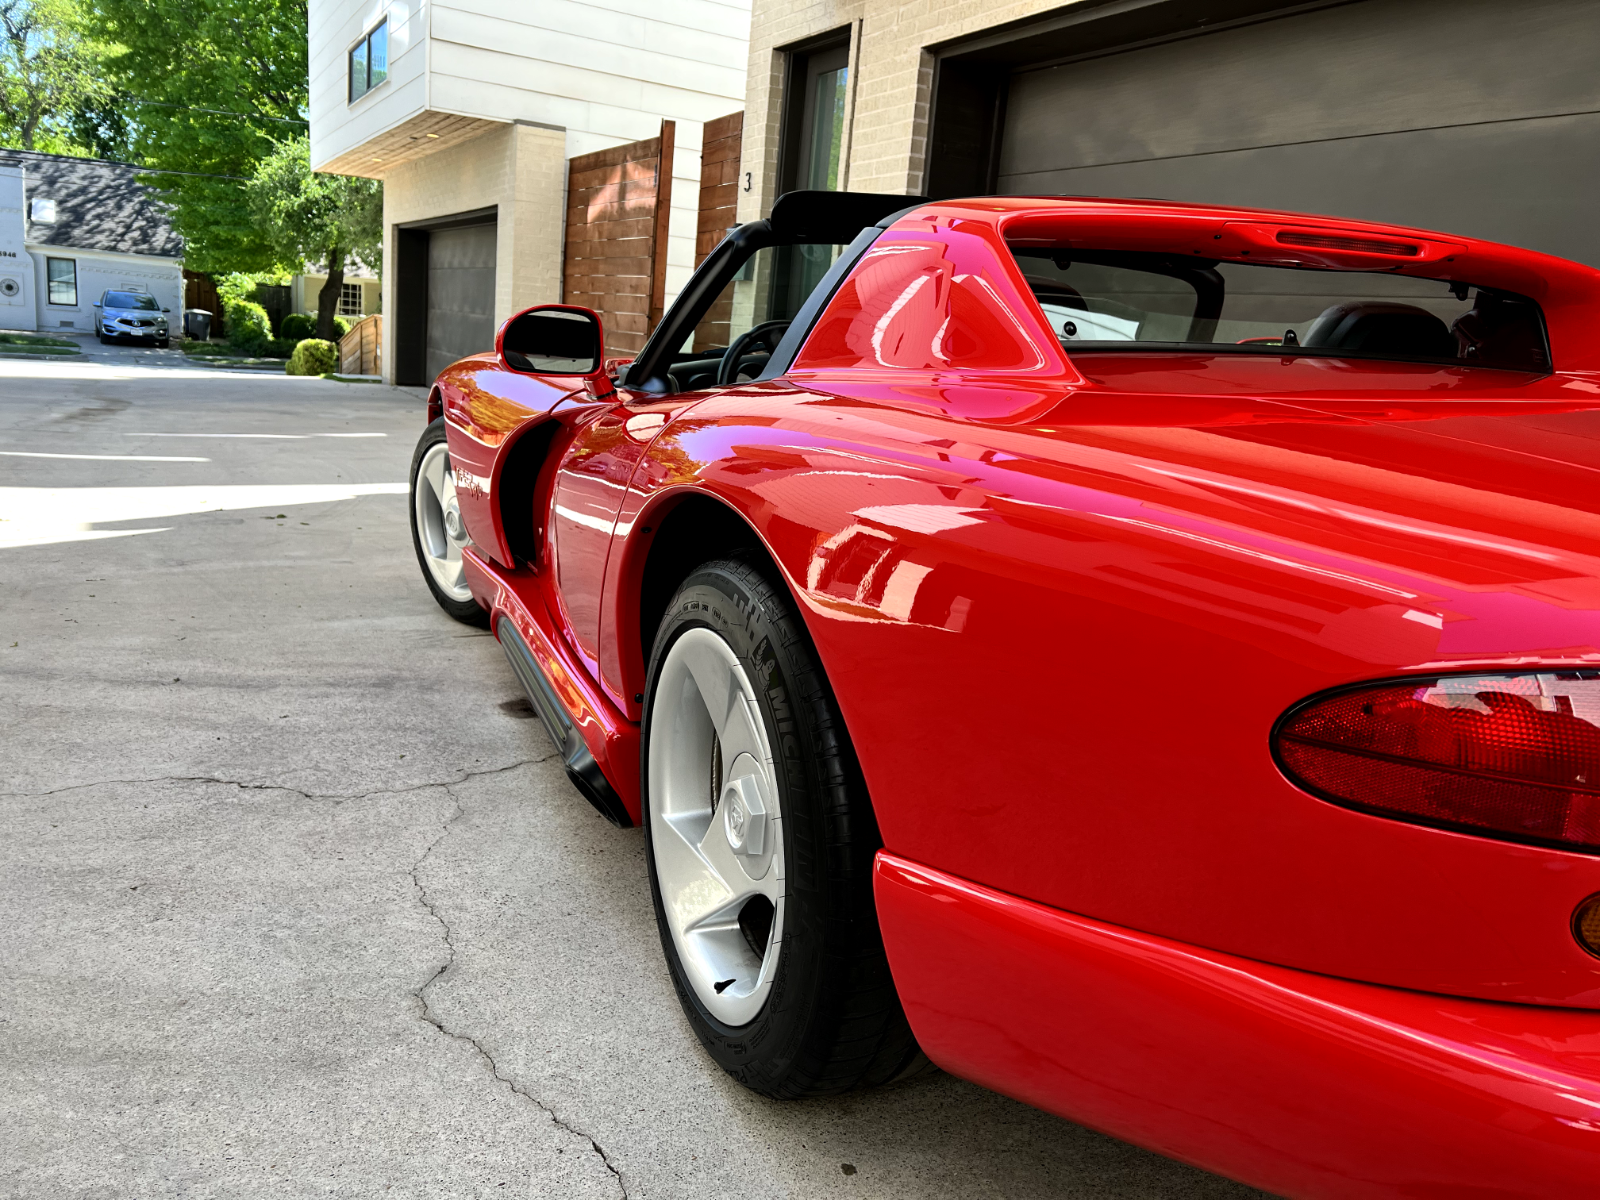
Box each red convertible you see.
[409,192,1600,1197]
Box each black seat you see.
[1303,302,1455,359]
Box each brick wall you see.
[377,122,566,384]
[737,0,1094,224]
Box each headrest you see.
[1303,302,1455,358]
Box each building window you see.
[46,257,76,306]
[339,282,363,316]
[349,18,388,103]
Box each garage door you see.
[997,0,1600,265]
[426,223,496,382]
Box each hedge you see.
[223,299,272,353]
[280,312,316,340]
[286,338,338,376]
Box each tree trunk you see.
[316,246,346,341]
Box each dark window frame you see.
[348,16,389,104]
[45,257,76,307]
[339,281,363,316]
[777,30,852,196]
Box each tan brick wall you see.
[377,122,566,383]
[737,0,1094,223]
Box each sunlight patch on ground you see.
[0,483,408,549]
[0,451,209,462]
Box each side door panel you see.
[550,396,694,695]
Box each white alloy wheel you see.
[413,440,471,602]
[649,626,785,1027]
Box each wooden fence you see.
[338,314,382,377]
[562,120,675,360]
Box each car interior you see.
[1011,247,1552,373]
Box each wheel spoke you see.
[423,448,449,502]
[684,650,766,768]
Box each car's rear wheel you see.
[643,555,924,1098]
[409,418,487,626]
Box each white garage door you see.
[997,0,1600,264]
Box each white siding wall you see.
[309,1,429,175]
[26,248,182,334]
[308,0,751,305]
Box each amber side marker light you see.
[1275,230,1421,258]
[1573,894,1600,959]
[1273,673,1600,853]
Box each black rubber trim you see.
[497,615,632,827]
[759,224,884,380]
[1270,669,1600,857]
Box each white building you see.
[0,152,183,336]
[307,0,752,384]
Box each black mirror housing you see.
[499,305,604,376]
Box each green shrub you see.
[332,314,353,339]
[286,338,338,376]
[280,312,315,340]
[224,299,272,353]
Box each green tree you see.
[0,0,111,152]
[247,133,380,341]
[88,0,308,273]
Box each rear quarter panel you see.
[610,370,1600,1009]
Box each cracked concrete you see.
[411,786,630,1199]
[1,363,1264,1196]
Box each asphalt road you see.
[0,352,1265,1199]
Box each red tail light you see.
[1273,673,1600,852]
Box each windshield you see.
[104,291,159,311]
[1008,245,1550,373]
[657,242,848,391]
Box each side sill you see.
[497,614,631,828]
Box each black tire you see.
[409,417,488,626]
[156,338,169,349]
[642,555,926,1098]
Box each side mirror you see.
[499,305,606,378]
[161,307,170,313]
[92,302,101,308]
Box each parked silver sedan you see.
[94,290,170,347]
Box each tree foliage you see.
[88,0,309,273]
[247,133,380,339]
[0,0,111,152]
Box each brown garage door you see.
[425,222,496,383]
[995,0,1600,264]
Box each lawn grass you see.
[0,332,80,352]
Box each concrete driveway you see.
[0,356,1264,1199]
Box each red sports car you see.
[409,192,1600,1197]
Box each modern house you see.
[306,1,752,384]
[738,0,1600,268]
[0,150,183,336]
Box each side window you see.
[339,282,363,316]
[349,17,388,103]
[45,258,76,306]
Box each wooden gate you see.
[692,111,744,352]
[562,121,675,360]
